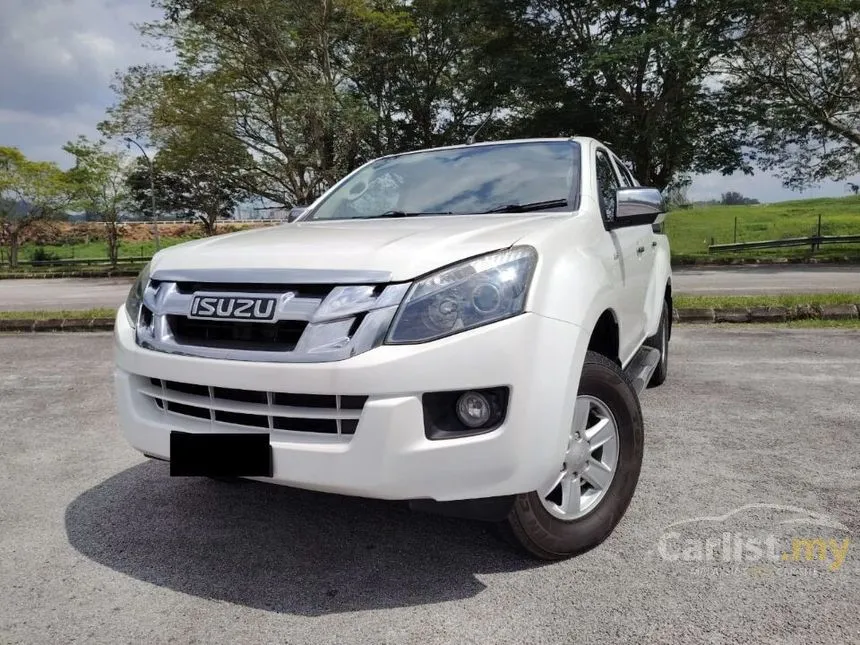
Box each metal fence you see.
[709,234,860,253]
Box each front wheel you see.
[500,351,644,560]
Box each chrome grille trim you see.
[135,270,411,363]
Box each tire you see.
[500,351,644,560]
[644,299,669,387]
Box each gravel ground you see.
[0,328,858,644]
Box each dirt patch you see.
[20,221,274,244]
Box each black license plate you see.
[170,431,272,477]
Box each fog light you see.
[456,391,491,428]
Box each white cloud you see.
[1,0,858,201]
[0,0,169,167]
[689,170,859,204]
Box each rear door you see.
[594,148,649,361]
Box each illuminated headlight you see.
[124,261,151,328]
[386,247,537,344]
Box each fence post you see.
[813,214,822,253]
[733,216,738,243]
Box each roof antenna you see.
[466,108,495,145]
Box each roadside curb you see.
[672,304,859,324]
[0,318,115,333]
[3,305,858,333]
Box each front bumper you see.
[114,308,589,502]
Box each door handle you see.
[651,241,658,248]
[636,246,646,254]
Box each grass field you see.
[16,237,197,262]
[674,293,859,309]
[665,195,860,260]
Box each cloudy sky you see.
[1,0,855,203]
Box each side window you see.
[595,150,620,222]
[612,155,637,187]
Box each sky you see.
[1,0,856,205]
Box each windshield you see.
[304,140,580,221]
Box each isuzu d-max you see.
[114,137,672,559]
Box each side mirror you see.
[607,187,665,229]
[287,207,307,223]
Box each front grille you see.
[173,281,335,298]
[136,274,411,363]
[140,377,367,438]
[169,316,307,352]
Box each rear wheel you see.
[500,351,644,560]
[644,299,669,387]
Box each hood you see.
[150,213,566,282]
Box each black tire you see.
[500,351,644,560]
[644,299,669,387]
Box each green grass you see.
[707,319,860,329]
[3,195,859,267]
[675,293,859,309]
[666,195,860,260]
[0,308,116,320]
[17,237,195,262]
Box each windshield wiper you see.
[481,199,569,214]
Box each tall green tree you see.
[492,0,753,189]
[0,147,71,268]
[101,0,400,206]
[728,0,860,188]
[63,136,134,266]
[127,134,253,235]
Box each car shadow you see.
[65,460,544,615]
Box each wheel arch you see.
[586,308,620,366]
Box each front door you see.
[594,148,652,362]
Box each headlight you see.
[386,247,537,344]
[125,262,151,328]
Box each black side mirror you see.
[607,187,665,229]
[287,207,307,223]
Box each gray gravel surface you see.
[0,328,858,644]
[2,265,858,312]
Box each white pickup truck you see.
[114,137,672,559]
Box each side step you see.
[624,346,661,395]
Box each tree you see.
[101,0,402,206]
[484,0,754,190]
[63,136,134,266]
[349,0,516,153]
[728,0,860,188]
[0,147,71,268]
[720,191,759,205]
[128,133,253,235]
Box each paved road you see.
[0,277,134,312]
[1,266,859,311]
[672,265,860,296]
[1,328,857,644]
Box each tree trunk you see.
[106,224,119,267]
[8,230,19,269]
[200,213,217,236]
